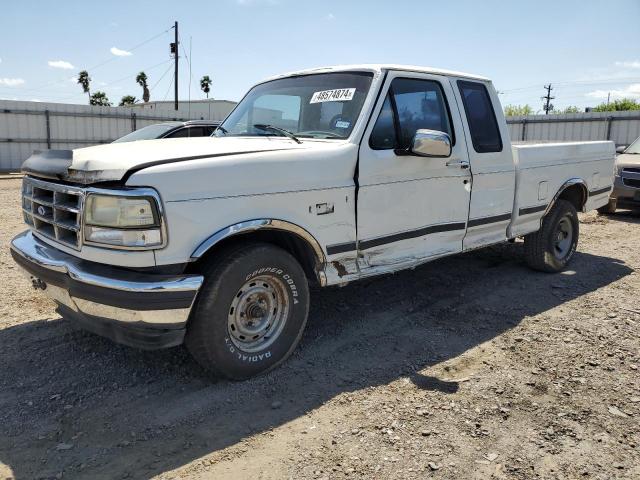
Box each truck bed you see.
[509,141,615,237]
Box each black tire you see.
[597,198,616,215]
[186,242,310,380]
[524,199,579,273]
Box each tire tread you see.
[185,241,309,379]
[524,199,578,273]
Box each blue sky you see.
[1,0,639,112]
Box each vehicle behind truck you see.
[11,64,615,379]
[597,135,640,214]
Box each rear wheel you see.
[186,242,310,380]
[524,199,579,273]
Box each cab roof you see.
[262,64,491,83]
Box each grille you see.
[622,167,640,174]
[623,177,640,189]
[22,176,84,249]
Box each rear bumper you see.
[10,230,204,349]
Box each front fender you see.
[190,219,325,265]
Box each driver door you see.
[356,71,472,269]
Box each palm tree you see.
[200,75,212,98]
[89,91,112,107]
[77,70,91,102]
[136,72,150,103]
[119,95,137,106]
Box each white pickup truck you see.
[11,64,615,379]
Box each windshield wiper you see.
[253,124,302,144]
[215,125,228,135]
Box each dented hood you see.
[22,136,307,184]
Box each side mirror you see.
[616,145,627,154]
[411,129,452,158]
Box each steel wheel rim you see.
[227,274,290,353]
[553,215,573,259]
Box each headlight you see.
[84,192,164,249]
[85,195,158,227]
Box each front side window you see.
[370,78,454,151]
[457,80,503,153]
[218,72,373,140]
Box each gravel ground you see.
[0,177,638,480]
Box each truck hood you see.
[22,137,309,184]
[616,152,640,169]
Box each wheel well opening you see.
[557,184,586,212]
[188,230,322,285]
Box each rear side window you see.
[370,78,454,151]
[457,81,502,153]
[165,127,209,138]
[164,127,190,138]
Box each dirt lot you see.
[0,177,638,480]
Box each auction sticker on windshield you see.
[310,88,356,103]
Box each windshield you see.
[113,123,180,143]
[625,136,640,154]
[217,72,373,140]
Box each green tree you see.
[77,70,91,102]
[200,75,212,98]
[560,106,580,114]
[136,72,150,102]
[89,91,112,107]
[503,104,533,116]
[119,95,137,106]
[592,98,640,112]
[551,106,580,114]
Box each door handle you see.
[446,159,470,169]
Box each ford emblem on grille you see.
[37,205,46,216]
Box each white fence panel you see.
[0,100,235,171]
[507,111,640,146]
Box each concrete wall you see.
[506,110,640,146]
[0,99,236,171]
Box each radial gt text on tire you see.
[524,199,579,273]
[186,242,310,380]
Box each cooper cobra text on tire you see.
[524,199,579,273]
[186,242,310,380]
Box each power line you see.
[163,75,174,102]
[4,27,172,96]
[500,76,640,94]
[82,28,172,74]
[149,62,175,92]
[15,59,174,104]
[178,32,194,116]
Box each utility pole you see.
[173,21,179,111]
[542,84,554,115]
[607,92,611,108]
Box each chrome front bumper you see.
[612,173,640,206]
[10,230,204,349]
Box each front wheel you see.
[524,199,579,273]
[186,242,310,380]
[597,198,616,215]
